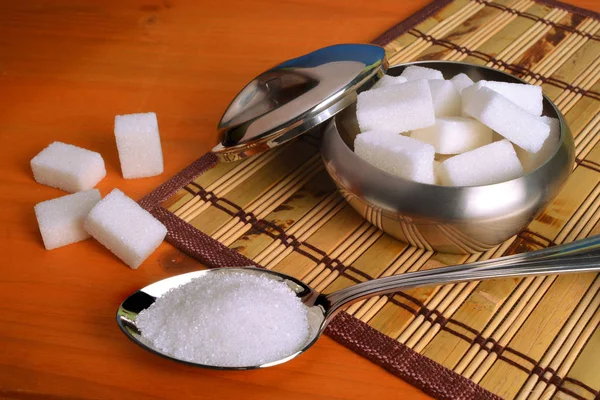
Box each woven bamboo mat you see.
[140,0,600,398]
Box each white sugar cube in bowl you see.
[410,117,492,154]
[321,61,574,254]
[355,131,435,184]
[372,74,408,89]
[450,73,474,94]
[357,80,435,133]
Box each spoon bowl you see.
[117,267,327,370]
[118,235,600,369]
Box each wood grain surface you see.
[1,0,598,399]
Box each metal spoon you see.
[117,234,600,370]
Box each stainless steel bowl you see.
[320,61,574,254]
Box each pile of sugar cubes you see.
[355,65,560,186]
[32,112,168,269]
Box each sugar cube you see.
[437,139,523,186]
[400,65,444,81]
[357,80,435,133]
[355,130,436,184]
[114,112,164,179]
[516,116,561,172]
[31,142,106,193]
[411,117,493,154]
[34,189,102,250]
[463,87,550,153]
[450,73,474,94]
[429,80,461,117]
[84,189,167,269]
[462,80,543,116]
[372,74,408,89]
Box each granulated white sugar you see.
[114,112,164,179]
[516,116,561,172]
[437,139,524,186]
[462,80,543,116]
[450,73,474,94]
[428,80,461,117]
[410,116,492,154]
[372,74,408,89]
[84,188,167,269]
[136,270,311,367]
[355,130,436,184]
[356,80,435,133]
[400,65,444,81]
[31,141,106,193]
[34,189,102,250]
[463,87,550,153]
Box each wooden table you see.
[1,0,598,399]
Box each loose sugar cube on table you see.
[411,117,492,154]
[428,80,461,117]
[34,189,102,250]
[462,80,543,116]
[438,139,523,186]
[357,80,435,133]
[84,189,167,269]
[400,65,444,81]
[516,116,561,172]
[463,87,550,153]
[31,142,106,193]
[450,73,474,94]
[372,74,408,89]
[114,112,164,179]
[355,130,436,184]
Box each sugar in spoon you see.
[117,234,600,370]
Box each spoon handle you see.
[324,235,600,318]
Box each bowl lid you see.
[212,44,387,161]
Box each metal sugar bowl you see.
[212,44,574,254]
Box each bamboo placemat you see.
[140,0,600,398]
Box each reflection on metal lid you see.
[213,44,387,162]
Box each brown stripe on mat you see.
[150,206,259,268]
[563,377,600,398]
[325,313,502,400]
[139,152,218,210]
